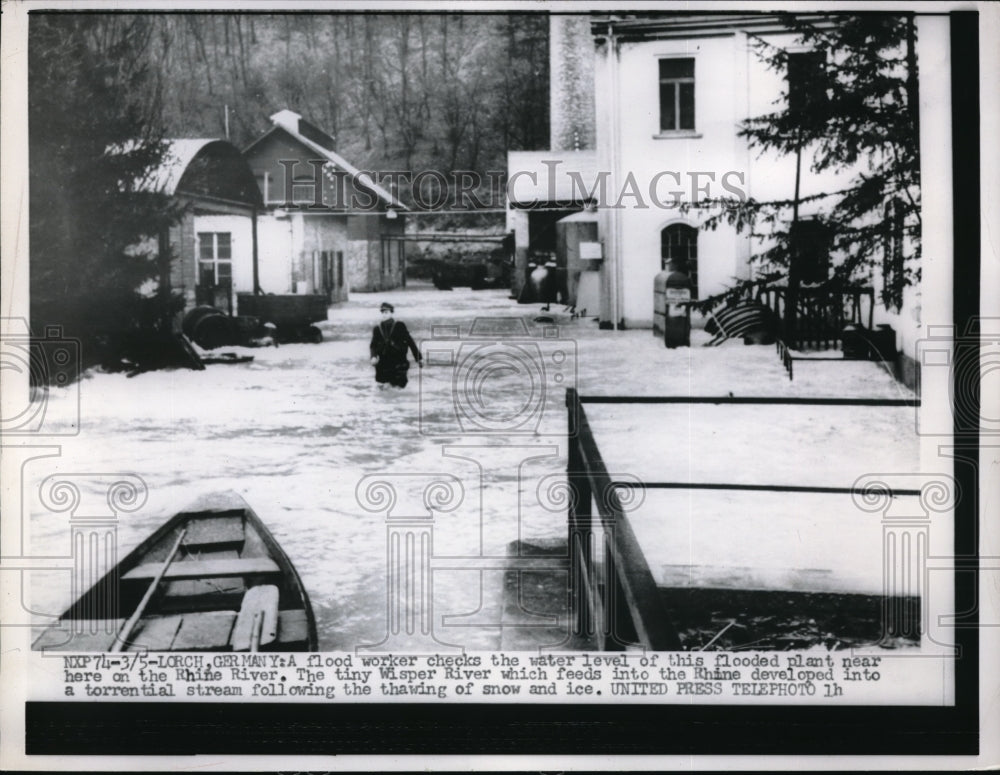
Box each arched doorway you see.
[661,223,698,298]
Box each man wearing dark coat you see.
[370,302,422,388]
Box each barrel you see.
[182,306,234,350]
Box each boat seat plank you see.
[126,615,183,651]
[181,515,245,549]
[165,577,246,599]
[33,620,124,651]
[122,557,280,582]
[165,550,244,598]
[276,609,310,646]
[184,548,240,562]
[171,611,238,651]
[231,585,280,651]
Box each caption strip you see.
[57,651,886,702]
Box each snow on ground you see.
[25,283,918,650]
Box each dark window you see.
[790,219,831,284]
[659,59,695,132]
[882,199,905,312]
[197,232,232,285]
[787,51,827,115]
[336,251,344,287]
[325,251,333,293]
[661,223,698,297]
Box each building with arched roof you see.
[152,138,263,315]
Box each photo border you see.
[5,2,988,762]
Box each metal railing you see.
[758,284,875,351]
[566,390,921,650]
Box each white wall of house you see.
[255,211,352,301]
[596,32,761,326]
[192,214,254,309]
[594,24,910,334]
[256,214,295,294]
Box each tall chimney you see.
[549,15,596,152]
[270,109,302,134]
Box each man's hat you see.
[380,302,394,313]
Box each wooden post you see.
[567,389,594,641]
[251,204,261,295]
[786,131,803,346]
[158,227,172,329]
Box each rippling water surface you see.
[23,286,915,650]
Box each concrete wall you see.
[302,216,350,302]
[346,213,405,293]
[256,211,350,302]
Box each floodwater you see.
[20,284,917,651]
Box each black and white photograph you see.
[0,0,996,768]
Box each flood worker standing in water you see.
[370,302,423,388]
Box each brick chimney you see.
[549,16,596,152]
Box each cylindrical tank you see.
[661,263,692,348]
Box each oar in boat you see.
[110,527,187,653]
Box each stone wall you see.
[347,240,371,292]
[168,212,198,309]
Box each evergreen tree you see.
[688,14,921,333]
[29,15,180,379]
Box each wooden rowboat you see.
[33,491,318,652]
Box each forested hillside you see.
[27,13,549,374]
[144,14,549,184]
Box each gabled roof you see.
[245,110,406,210]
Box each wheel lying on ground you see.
[192,312,235,350]
[182,306,223,340]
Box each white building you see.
[590,13,931,386]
